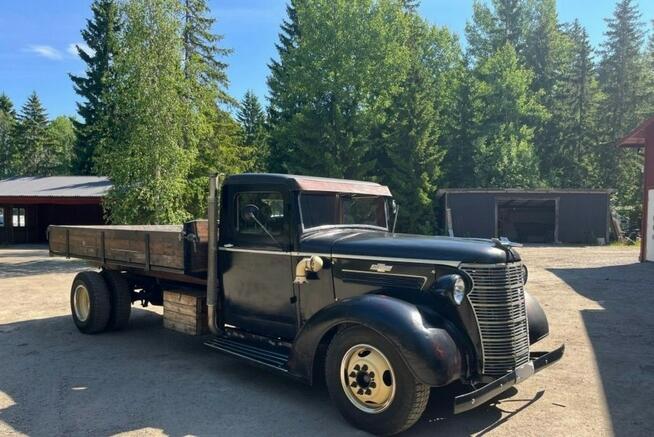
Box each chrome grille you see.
[461,262,530,376]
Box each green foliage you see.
[465,0,531,62]
[46,116,77,175]
[180,0,242,218]
[597,0,647,221]
[98,0,193,224]
[0,94,16,178]
[237,90,269,172]
[12,92,50,176]
[70,0,121,175]
[472,44,546,187]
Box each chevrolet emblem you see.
[370,263,393,273]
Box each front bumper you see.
[454,344,565,414]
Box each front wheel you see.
[325,325,430,436]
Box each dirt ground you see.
[0,244,652,437]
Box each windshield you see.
[300,192,389,231]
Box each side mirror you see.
[241,204,259,223]
[391,199,398,216]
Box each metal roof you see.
[437,188,612,196]
[226,173,392,196]
[0,176,111,198]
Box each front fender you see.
[525,290,549,344]
[288,294,463,387]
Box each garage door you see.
[497,199,557,243]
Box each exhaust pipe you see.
[207,174,223,335]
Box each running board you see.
[204,336,290,372]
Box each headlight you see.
[434,273,469,306]
[522,265,528,285]
[453,275,466,304]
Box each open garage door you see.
[497,198,557,243]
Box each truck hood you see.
[300,229,517,265]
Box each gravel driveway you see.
[0,244,651,436]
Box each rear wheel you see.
[325,325,430,436]
[101,270,132,330]
[70,271,111,334]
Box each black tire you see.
[70,271,111,334]
[325,325,430,436]
[101,270,132,330]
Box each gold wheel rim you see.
[340,344,396,414]
[73,284,91,322]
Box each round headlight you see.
[434,273,469,306]
[522,265,528,285]
[453,275,466,305]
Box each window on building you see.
[12,208,26,227]
[0,209,4,226]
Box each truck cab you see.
[50,173,564,436]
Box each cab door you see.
[219,187,297,339]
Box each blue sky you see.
[0,0,652,118]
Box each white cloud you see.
[27,45,63,60]
[67,42,94,57]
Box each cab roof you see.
[225,173,392,196]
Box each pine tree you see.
[554,20,602,187]
[0,94,16,178]
[472,44,546,187]
[267,0,413,180]
[465,0,530,62]
[597,0,646,221]
[524,0,569,184]
[180,0,241,217]
[181,0,231,104]
[377,64,442,234]
[70,0,120,175]
[99,0,193,224]
[13,92,50,176]
[237,90,268,172]
[441,60,479,188]
[267,0,300,173]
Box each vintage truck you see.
[48,173,564,435]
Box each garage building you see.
[0,176,110,245]
[437,189,611,244]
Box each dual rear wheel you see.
[71,270,132,334]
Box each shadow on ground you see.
[549,263,654,437]
[0,309,544,436]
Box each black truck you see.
[49,173,564,435]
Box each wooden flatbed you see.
[48,220,209,283]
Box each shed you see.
[0,176,111,244]
[437,189,611,244]
[618,116,654,262]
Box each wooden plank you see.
[162,289,207,335]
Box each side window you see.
[236,192,285,237]
[12,208,25,227]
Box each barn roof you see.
[0,176,111,198]
[617,116,654,148]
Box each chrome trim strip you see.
[219,247,292,256]
[332,253,461,267]
[341,269,429,290]
[219,247,461,267]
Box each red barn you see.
[618,117,654,262]
[0,176,110,245]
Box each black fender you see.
[288,294,463,387]
[525,290,549,344]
